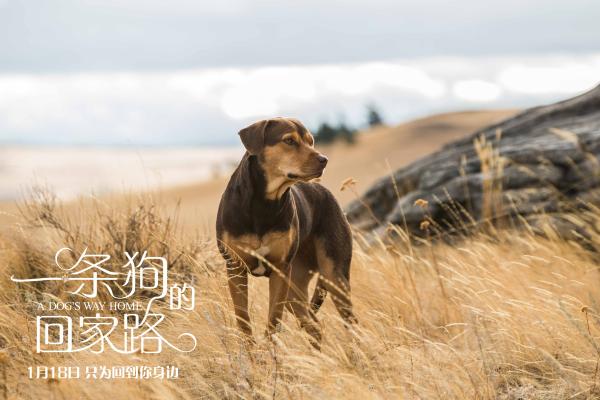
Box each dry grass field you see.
[4,109,599,399]
[2,190,600,399]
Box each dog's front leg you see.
[226,260,253,340]
[266,263,292,337]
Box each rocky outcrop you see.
[346,85,600,240]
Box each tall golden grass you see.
[1,183,600,400]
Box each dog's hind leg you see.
[309,276,328,316]
[286,258,322,348]
[315,239,358,325]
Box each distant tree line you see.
[313,104,384,145]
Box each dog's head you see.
[239,117,328,185]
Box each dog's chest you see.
[222,229,296,275]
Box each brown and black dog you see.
[216,117,356,347]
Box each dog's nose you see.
[317,154,328,166]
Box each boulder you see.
[346,84,600,239]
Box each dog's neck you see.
[264,173,295,200]
[235,153,294,210]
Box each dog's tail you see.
[309,275,328,315]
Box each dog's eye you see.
[283,138,296,146]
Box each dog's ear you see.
[238,119,270,155]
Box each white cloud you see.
[453,79,502,102]
[220,66,318,119]
[217,63,446,119]
[497,57,600,95]
[0,53,598,145]
[318,62,446,99]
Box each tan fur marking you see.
[314,238,336,276]
[281,132,295,141]
[305,132,314,147]
[222,228,297,267]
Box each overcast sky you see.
[0,0,599,145]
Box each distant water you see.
[0,146,244,201]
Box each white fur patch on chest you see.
[251,245,270,275]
